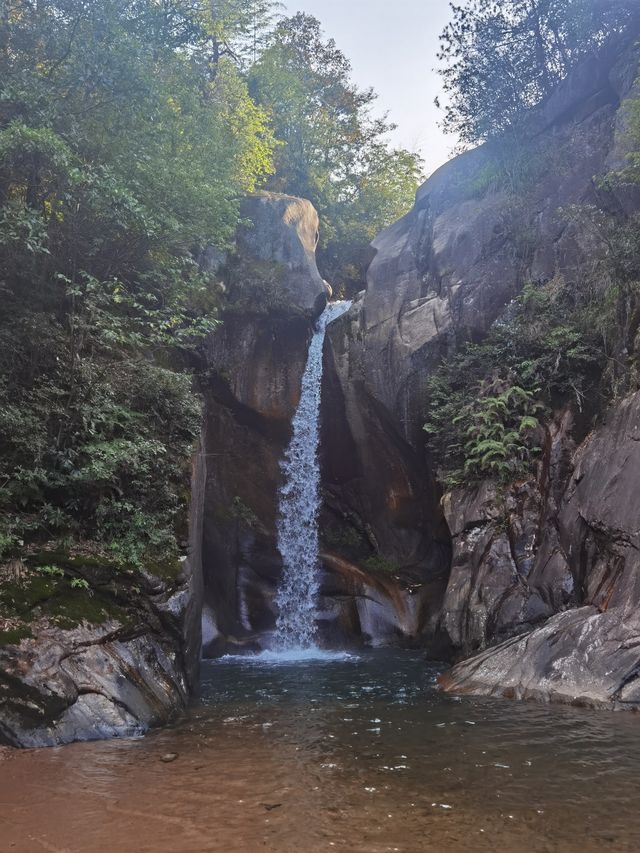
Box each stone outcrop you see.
[440,391,640,708]
[320,37,640,668]
[351,36,639,445]
[320,299,452,650]
[332,36,640,705]
[200,193,326,654]
[0,447,206,748]
[200,192,440,653]
[439,409,576,656]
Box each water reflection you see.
[1,651,640,852]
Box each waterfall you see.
[273,300,351,650]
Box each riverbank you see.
[1,651,638,852]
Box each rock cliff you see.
[335,36,640,706]
[440,390,640,708]
[201,192,431,653]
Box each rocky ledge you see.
[0,560,202,748]
[0,451,205,748]
[439,390,640,710]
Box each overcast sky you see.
[282,0,456,177]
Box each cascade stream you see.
[273,300,351,650]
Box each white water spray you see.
[273,301,351,651]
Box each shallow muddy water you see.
[1,650,640,852]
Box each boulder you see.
[234,192,328,317]
[0,446,206,747]
[200,194,335,652]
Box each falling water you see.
[273,300,352,651]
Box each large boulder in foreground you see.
[439,607,640,709]
[440,391,640,709]
[0,449,206,748]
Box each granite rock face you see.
[236,193,329,317]
[320,39,639,667]
[440,391,640,708]
[202,194,432,656]
[332,38,640,705]
[439,409,576,656]
[354,38,639,445]
[0,448,206,748]
[439,607,640,709]
[199,193,325,652]
[320,299,452,650]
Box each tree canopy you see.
[437,0,640,145]
[0,0,275,566]
[249,13,423,292]
[0,1,424,566]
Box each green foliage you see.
[455,383,543,483]
[424,275,613,487]
[600,91,640,187]
[0,0,276,570]
[437,0,639,145]
[425,110,640,489]
[362,555,401,576]
[230,496,260,527]
[36,565,65,579]
[248,13,423,292]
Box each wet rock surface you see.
[440,606,640,709]
[0,449,206,747]
[200,195,323,653]
[200,192,440,653]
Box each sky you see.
[282,0,456,177]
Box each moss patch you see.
[362,555,401,576]
[143,556,183,581]
[1,571,130,629]
[0,626,33,646]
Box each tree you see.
[199,0,282,72]
[437,0,640,145]
[0,0,275,565]
[249,13,422,291]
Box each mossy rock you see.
[1,569,131,630]
[362,555,402,576]
[0,626,33,646]
[321,520,370,562]
[27,551,122,586]
[45,586,130,629]
[143,556,183,582]
[0,575,60,617]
